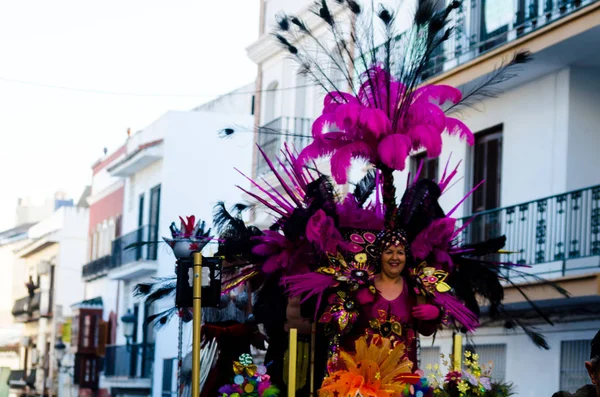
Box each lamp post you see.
[54,338,66,370]
[121,309,136,349]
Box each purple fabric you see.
[432,292,479,331]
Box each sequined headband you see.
[375,229,408,251]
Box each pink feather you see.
[411,217,456,263]
[330,141,374,184]
[378,134,411,170]
[414,84,462,105]
[337,195,385,230]
[305,210,345,254]
[445,117,475,145]
[359,108,392,138]
[433,293,479,331]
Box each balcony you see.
[82,255,114,281]
[366,0,600,83]
[457,184,600,278]
[256,116,312,176]
[108,139,163,178]
[11,291,42,323]
[108,225,159,281]
[104,343,154,380]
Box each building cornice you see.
[87,181,125,207]
[246,2,347,65]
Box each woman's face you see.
[380,244,407,279]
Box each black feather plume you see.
[290,17,309,32]
[316,0,334,26]
[377,5,393,26]
[276,13,290,31]
[352,169,377,207]
[346,0,361,14]
[448,50,533,114]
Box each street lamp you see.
[121,309,136,346]
[54,338,72,373]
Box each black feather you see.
[274,34,292,48]
[352,169,377,207]
[145,307,179,330]
[145,283,176,305]
[276,13,290,31]
[290,17,309,32]
[133,283,152,296]
[447,50,533,114]
[377,6,393,26]
[508,315,550,349]
[415,0,442,26]
[317,0,334,26]
[396,179,445,241]
[346,0,361,14]
[213,201,263,261]
[461,236,507,256]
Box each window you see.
[560,340,592,393]
[264,81,278,124]
[162,358,177,397]
[148,185,161,260]
[420,346,440,377]
[469,126,503,243]
[465,344,506,380]
[411,152,439,181]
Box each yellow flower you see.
[464,351,472,358]
[434,364,440,371]
[472,353,479,361]
[426,364,433,371]
[457,381,469,394]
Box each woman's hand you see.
[412,304,440,321]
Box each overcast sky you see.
[0,0,260,230]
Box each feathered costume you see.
[134,0,568,395]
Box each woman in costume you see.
[343,228,441,365]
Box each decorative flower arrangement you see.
[422,351,515,397]
[218,353,279,397]
[320,336,420,397]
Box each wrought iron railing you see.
[256,116,312,176]
[104,343,154,378]
[111,225,158,268]
[457,185,600,276]
[366,0,598,81]
[81,255,114,280]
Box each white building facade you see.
[103,93,254,397]
[11,205,88,397]
[247,1,600,396]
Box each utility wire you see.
[0,76,341,99]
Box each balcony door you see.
[470,126,503,242]
[135,194,145,261]
[148,185,161,260]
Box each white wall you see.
[122,160,164,234]
[194,82,255,116]
[55,206,89,317]
[422,320,600,397]
[151,110,254,397]
[567,66,600,191]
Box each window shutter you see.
[96,321,108,357]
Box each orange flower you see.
[320,337,416,397]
